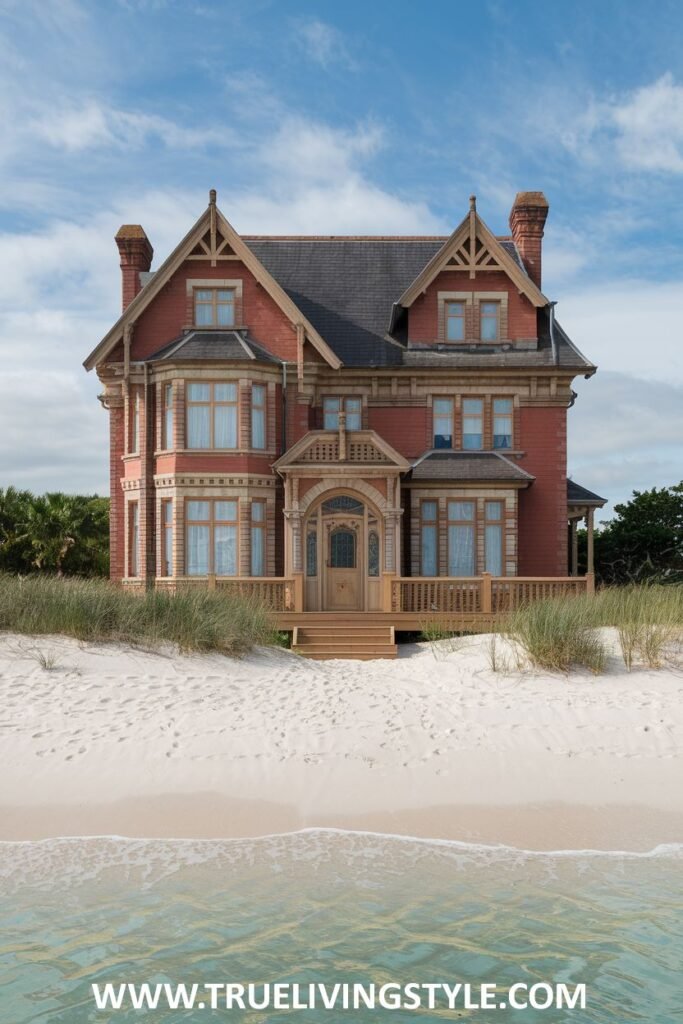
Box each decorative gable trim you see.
[397,198,548,309]
[273,430,410,471]
[84,193,342,371]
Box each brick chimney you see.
[509,192,549,289]
[115,225,153,311]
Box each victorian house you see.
[84,190,604,655]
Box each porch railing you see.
[392,574,590,616]
[155,576,296,611]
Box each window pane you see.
[433,398,452,416]
[345,398,361,430]
[446,302,465,342]
[485,524,503,575]
[187,525,209,574]
[462,425,482,449]
[214,382,237,402]
[215,501,237,521]
[252,408,265,449]
[493,398,513,414]
[195,290,212,300]
[421,524,437,575]
[187,501,209,521]
[448,501,475,521]
[216,304,234,326]
[251,501,265,522]
[481,319,497,341]
[493,418,512,448]
[187,382,210,402]
[323,397,340,431]
[330,529,356,568]
[217,290,233,301]
[306,531,317,577]
[215,525,237,575]
[448,525,475,575]
[187,405,211,448]
[251,527,264,576]
[163,500,173,525]
[195,303,214,326]
[163,526,172,576]
[481,302,498,314]
[368,531,380,576]
[485,501,502,521]
[214,405,237,448]
[422,501,438,522]
[462,398,483,415]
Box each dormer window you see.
[194,287,235,327]
[445,301,466,342]
[480,301,500,341]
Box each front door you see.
[325,524,362,610]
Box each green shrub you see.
[505,597,607,674]
[0,574,277,655]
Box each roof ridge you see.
[244,234,515,241]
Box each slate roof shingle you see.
[147,330,281,364]
[567,480,607,505]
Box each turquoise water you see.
[0,831,681,1022]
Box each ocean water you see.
[0,830,681,1023]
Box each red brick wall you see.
[408,270,537,343]
[368,406,430,459]
[109,402,125,582]
[129,260,298,361]
[517,406,567,575]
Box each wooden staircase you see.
[292,616,397,660]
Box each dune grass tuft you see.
[504,584,683,675]
[0,574,277,655]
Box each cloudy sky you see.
[1,0,682,519]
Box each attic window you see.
[480,301,500,341]
[194,287,235,327]
[445,301,466,341]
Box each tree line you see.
[0,488,109,577]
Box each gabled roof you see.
[83,196,341,371]
[396,198,548,309]
[408,451,535,483]
[147,330,280,364]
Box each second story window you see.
[186,381,238,449]
[493,398,513,449]
[480,301,500,341]
[251,384,266,449]
[323,396,361,431]
[194,288,235,327]
[462,398,483,450]
[162,383,173,449]
[433,398,454,449]
[445,300,466,341]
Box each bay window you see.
[186,499,238,576]
[251,384,266,450]
[186,381,238,449]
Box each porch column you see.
[586,507,595,575]
[571,519,578,576]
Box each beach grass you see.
[505,584,683,674]
[0,574,277,655]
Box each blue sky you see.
[1,0,682,519]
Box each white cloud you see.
[294,18,356,70]
[611,73,683,173]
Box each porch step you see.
[292,623,396,660]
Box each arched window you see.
[330,528,356,568]
[322,495,364,515]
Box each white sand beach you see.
[1,631,682,850]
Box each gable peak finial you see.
[469,194,476,212]
[209,188,217,206]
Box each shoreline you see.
[2,795,683,852]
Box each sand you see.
[1,630,681,850]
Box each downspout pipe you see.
[281,362,287,454]
[548,300,559,366]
